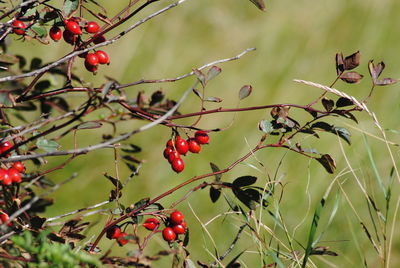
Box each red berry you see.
[95,50,109,64]
[0,169,7,181]
[194,131,209,144]
[12,162,25,173]
[49,26,62,41]
[85,21,100,33]
[173,224,186,235]
[171,158,184,173]
[168,151,180,164]
[8,168,21,183]
[93,35,106,44]
[63,30,76,45]
[84,60,98,73]
[0,211,11,226]
[117,232,129,246]
[175,137,189,155]
[1,169,11,185]
[1,141,12,153]
[188,139,201,153]
[12,20,26,35]
[143,218,160,231]
[86,53,99,66]
[162,227,176,242]
[65,20,82,35]
[106,225,122,239]
[163,147,173,159]
[166,139,173,148]
[170,211,184,225]
[181,221,187,229]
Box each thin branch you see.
[1,80,195,162]
[115,47,256,89]
[0,0,192,83]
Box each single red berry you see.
[85,21,100,33]
[12,162,25,173]
[173,224,186,235]
[171,158,184,173]
[63,30,76,45]
[49,26,62,41]
[116,232,129,246]
[168,151,180,164]
[106,225,121,239]
[93,35,106,44]
[181,221,187,229]
[86,53,99,66]
[84,60,98,73]
[0,169,7,181]
[175,137,189,155]
[95,50,109,64]
[166,139,174,148]
[1,169,11,185]
[12,20,26,35]
[163,147,174,159]
[0,211,11,226]
[7,168,21,183]
[65,20,82,35]
[188,139,201,153]
[1,141,13,153]
[162,227,176,242]
[143,218,160,231]
[170,211,184,225]
[194,131,209,144]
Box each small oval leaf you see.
[239,85,252,100]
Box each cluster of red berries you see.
[106,225,129,246]
[143,210,187,242]
[49,18,110,73]
[163,131,210,173]
[0,141,25,185]
[11,17,109,74]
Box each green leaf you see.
[210,162,222,182]
[63,0,79,17]
[36,139,60,153]
[302,198,326,268]
[232,176,257,188]
[30,25,47,37]
[0,91,15,107]
[239,85,252,100]
[332,126,351,145]
[316,154,336,174]
[259,120,274,133]
[76,121,103,130]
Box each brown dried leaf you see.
[375,78,398,86]
[368,60,385,82]
[316,154,336,174]
[335,53,344,75]
[321,97,334,112]
[343,51,360,70]
[340,71,364,84]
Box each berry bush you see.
[0,0,399,267]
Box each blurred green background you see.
[6,0,400,266]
